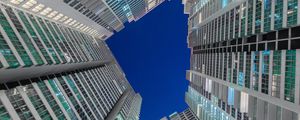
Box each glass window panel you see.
[4,6,44,65]
[16,10,53,65]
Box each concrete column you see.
[270,0,275,30]
[0,90,20,120]
[282,0,287,27]
[258,51,263,92]
[280,50,286,100]
[268,51,274,96]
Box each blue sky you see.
[106,1,189,119]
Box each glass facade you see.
[272,51,281,98]
[261,51,270,94]
[6,88,34,120]
[48,79,78,120]
[36,79,66,120]
[284,50,296,103]
[16,10,54,65]
[255,0,262,33]
[0,1,144,120]
[0,100,10,120]
[0,8,32,68]
[186,0,300,119]
[21,84,52,120]
[4,5,44,66]
[287,0,298,27]
[264,0,271,32]
[274,0,283,29]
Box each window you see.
[0,8,32,67]
[252,52,259,91]
[36,79,66,119]
[255,0,262,33]
[284,50,296,102]
[287,0,298,27]
[274,0,283,29]
[247,0,253,35]
[261,51,270,94]
[272,51,281,98]
[264,0,272,32]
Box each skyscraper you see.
[184,0,300,120]
[161,108,198,120]
[0,0,162,119]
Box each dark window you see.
[278,29,289,39]
[247,35,257,43]
[6,82,20,89]
[231,39,237,45]
[238,46,242,52]
[291,26,300,37]
[291,39,300,49]
[258,43,265,51]
[278,40,288,50]
[267,42,275,50]
[0,84,6,90]
[243,45,249,51]
[232,46,236,52]
[238,38,243,44]
[227,47,232,52]
[250,44,256,51]
[20,80,31,86]
[263,31,276,41]
[223,48,227,52]
[222,41,227,46]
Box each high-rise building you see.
[0,0,163,119]
[161,108,198,120]
[184,0,300,120]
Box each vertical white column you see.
[16,86,42,120]
[245,0,249,35]
[243,52,247,88]
[239,4,242,37]
[258,51,263,92]
[282,0,288,28]
[252,0,256,34]
[250,52,254,90]
[280,50,286,100]
[0,90,20,120]
[237,52,240,84]
[268,51,274,95]
[271,0,275,30]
